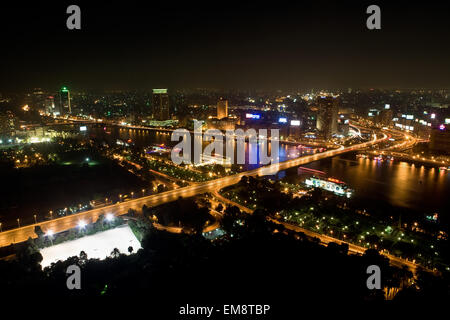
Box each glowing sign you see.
[431,113,436,119]
[445,118,450,124]
[385,104,390,109]
[278,117,287,123]
[439,124,446,130]
[406,115,414,120]
[290,120,300,126]
[80,126,87,132]
[153,89,167,94]
[246,113,260,119]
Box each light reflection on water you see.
[86,126,449,218]
[296,153,450,216]
[88,125,316,170]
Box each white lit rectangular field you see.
[40,224,141,268]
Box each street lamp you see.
[34,214,37,224]
[46,229,54,245]
[49,210,53,220]
[78,220,87,229]
[17,218,20,228]
[0,222,2,232]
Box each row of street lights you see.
[43,213,115,245]
[3,186,145,233]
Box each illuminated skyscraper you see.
[45,96,56,115]
[376,109,393,126]
[0,110,16,137]
[152,89,170,120]
[316,96,338,139]
[217,98,228,119]
[430,125,450,154]
[58,86,71,115]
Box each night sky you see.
[1,1,450,91]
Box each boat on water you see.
[145,144,171,154]
[305,176,354,198]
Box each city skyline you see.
[0,0,449,308]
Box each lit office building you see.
[217,98,228,119]
[45,96,56,115]
[316,96,338,139]
[152,89,170,120]
[430,125,450,154]
[0,110,17,137]
[58,86,71,115]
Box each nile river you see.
[85,125,449,224]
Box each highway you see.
[0,131,387,247]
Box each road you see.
[0,132,387,247]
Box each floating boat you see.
[305,176,354,198]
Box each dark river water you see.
[84,125,449,222]
[296,153,450,223]
[86,125,318,170]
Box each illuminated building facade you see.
[58,86,71,115]
[45,96,56,115]
[152,89,170,120]
[430,125,450,154]
[217,98,228,119]
[316,96,338,139]
[0,110,16,137]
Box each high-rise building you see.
[217,98,228,119]
[32,88,46,111]
[45,96,56,115]
[376,109,393,126]
[430,125,450,154]
[0,111,16,137]
[58,86,71,115]
[152,89,170,120]
[316,96,338,139]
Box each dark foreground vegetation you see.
[0,202,448,313]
